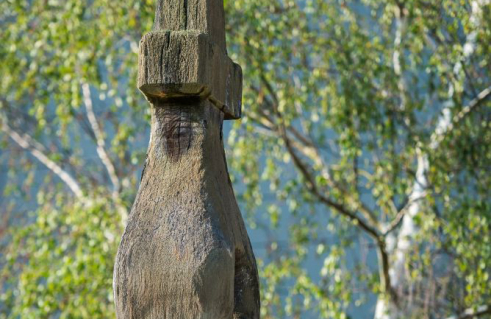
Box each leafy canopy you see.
[1,0,491,318]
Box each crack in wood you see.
[183,0,188,29]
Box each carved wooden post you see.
[113,1,260,318]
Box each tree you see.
[226,0,491,318]
[1,0,153,317]
[1,0,491,318]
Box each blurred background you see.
[1,0,491,318]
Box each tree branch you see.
[285,132,395,301]
[0,116,84,199]
[446,305,491,319]
[254,63,393,302]
[286,137,380,239]
[269,96,381,240]
[383,194,426,236]
[433,85,491,147]
[255,76,380,225]
[81,83,121,197]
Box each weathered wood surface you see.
[137,31,242,120]
[153,0,227,50]
[113,0,260,318]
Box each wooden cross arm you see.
[138,30,242,120]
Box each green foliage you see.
[1,0,490,318]
[1,194,121,318]
[0,1,152,317]
[225,0,491,317]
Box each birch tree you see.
[227,0,491,317]
[1,0,491,318]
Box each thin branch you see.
[446,305,491,319]
[0,116,84,199]
[288,125,314,147]
[376,237,398,304]
[264,88,381,239]
[255,77,380,226]
[254,63,393,300]
[260,74,280,106]
[433,85,491,147]
[285,131,395,301]
[288,134,379,225]
[383,194,426,236]
[286,136,380,239]
[81,83,121,197]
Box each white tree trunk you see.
[374,1,488,318]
